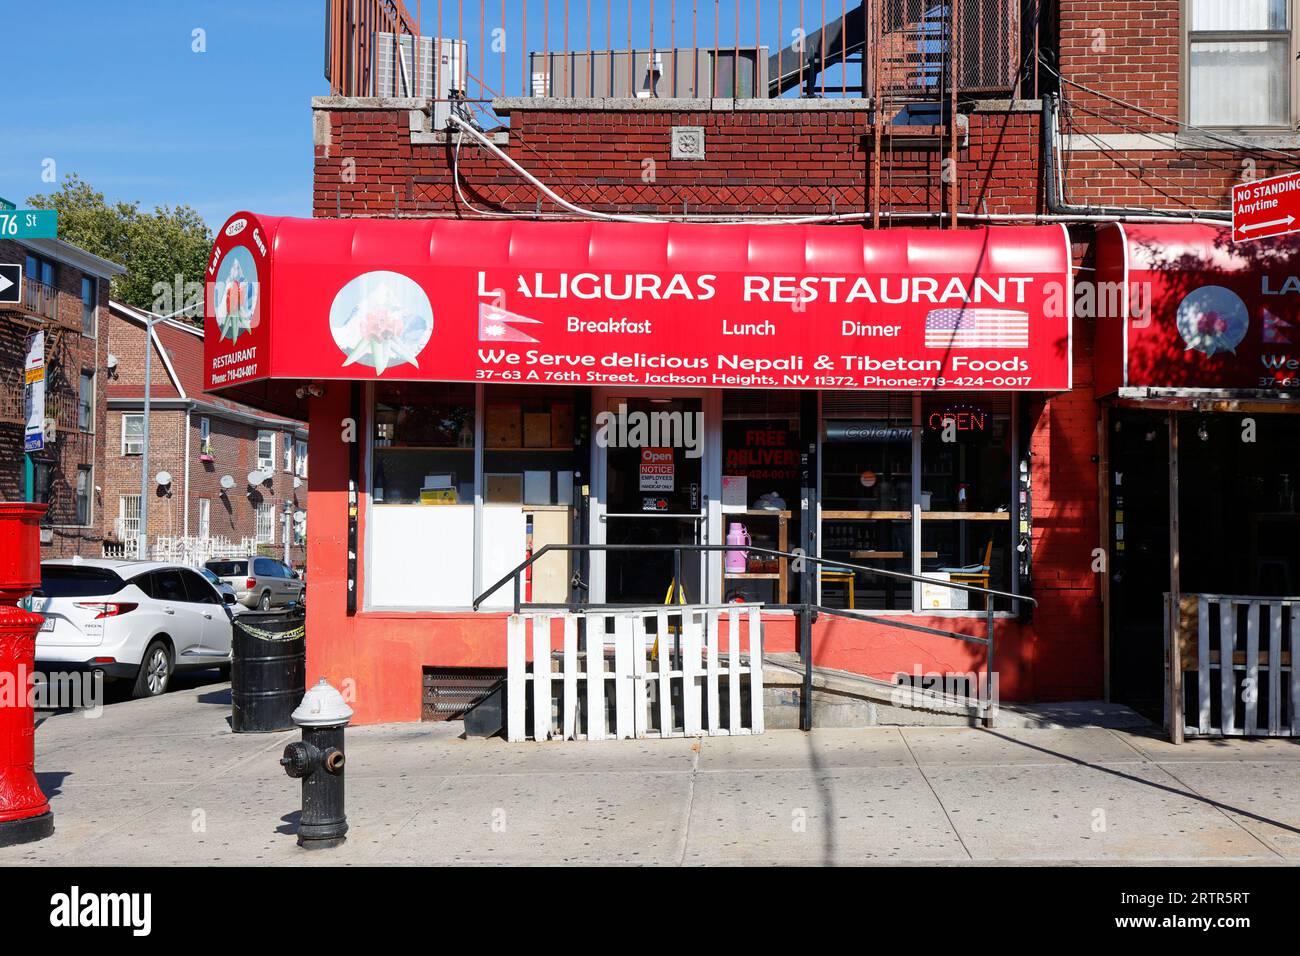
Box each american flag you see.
[924,308,1029,349]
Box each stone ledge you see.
[312,95,427,110]
[413,129,511,145]
[493,95,876,113]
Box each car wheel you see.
[133,640,173,699]
[259,591,272,610]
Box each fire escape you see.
[768,0,1025,227]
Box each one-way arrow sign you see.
[1233,171,1300,243]
[0,264,22,305]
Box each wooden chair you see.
[941,540,993,607]
[821,567,856,609]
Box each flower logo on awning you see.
[1175,285,1249,357]
[329,271,433,375]
[213,247,259,344]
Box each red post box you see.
[0,502,53,845]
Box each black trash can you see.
[231,608,306,733]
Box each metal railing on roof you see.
[324,1,1029,107]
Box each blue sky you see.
[4,1,332,225]
[4,1,849,228]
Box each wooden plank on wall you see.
[587,613,606,741]
[563,614,579,740]
[683,610,702,736]
[1245,602,1260,735]
[632,613,649,737]
[1197,596,1211,735]
[1268,603,1282,737]
[532,615,552,741]
[727,607,742,734]
[657,608,673,737]
[507,614,526,742]
[1292,605,1300,737]
[614,614,633,740]
[1220,601,1236,736]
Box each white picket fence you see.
[1168,593,1298,738]
[506,605,765,742]
[102,535,258,568]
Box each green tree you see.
[27,174,212,321]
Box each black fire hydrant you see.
[281,679,352,850]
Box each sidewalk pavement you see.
[5,679,1300,866]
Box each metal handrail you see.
[474,542,1036,731]
[474,542,1032,611]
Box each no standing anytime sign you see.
[1232,170,1300,242]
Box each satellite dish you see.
[293,510,306,523]
[247,471,264,486]
[106,354,118,371]
[155,471,172,487]
[219,475,236,490]
[293,477,302,489]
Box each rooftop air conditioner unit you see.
[373,33,467,131]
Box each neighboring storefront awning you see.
[1096,223,1300,399]
[203,213,1073,414]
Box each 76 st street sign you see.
[1233,170,1300,242]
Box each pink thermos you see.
[725,522,751,573]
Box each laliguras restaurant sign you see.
[205,214,1074,395]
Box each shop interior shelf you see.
[822,510,1010,521]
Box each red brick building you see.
[104,301,308,567]
[0,237,123,558]
[207,1,1299,735]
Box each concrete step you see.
[762,653,1154,730]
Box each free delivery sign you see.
[205,215,1074,396]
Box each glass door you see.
[590,392,718,605]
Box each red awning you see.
[1096,223,1300,395]
[204,213,1073,411]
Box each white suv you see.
[34,559,236,698]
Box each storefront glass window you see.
[721,393,802,604]
[483,385,583,606]
[820,394,914,611]
[372,383,476,505]
[819,393,1017,613]
[919,395,1014,605]
[369,382,476,609]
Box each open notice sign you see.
[639,447,675,492]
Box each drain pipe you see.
[1041,94,1231,222]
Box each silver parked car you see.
[203,556,304,610]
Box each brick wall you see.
[0,239,110,558]
[313,101,1044,219]
[1056,0,1288,211]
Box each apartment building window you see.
[295,439,308,479]
[81,276,97,334]
[78,370,94,431]
[282,432,293,473]
[254,500,275,544]
[32,461,52,506]
[197,498,211,540]
[199,416,211,455]
[25,254,54,286]
[75,466,92,525]
[256,430,275,472]
[121,413,144,455]
[118,494,141,542]
[1187,0,1294,128]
